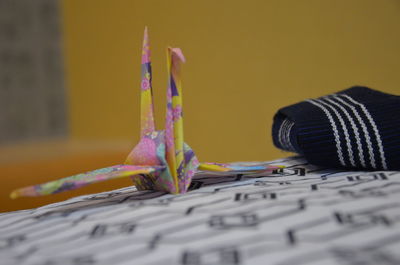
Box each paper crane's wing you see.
[198,162,282,173]
[11,165,165,198]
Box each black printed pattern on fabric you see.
[272,86,400,170]
[1,157,400,265]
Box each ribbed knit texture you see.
[272,86,400,170]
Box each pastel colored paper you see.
[11,28,282,199]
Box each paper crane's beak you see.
[169,47,186,63]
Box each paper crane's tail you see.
[140,26,156,137]
[165,48,186,193]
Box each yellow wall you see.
[63,0,399,163]
[2,0,400,212]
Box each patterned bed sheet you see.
[1,156,400,265]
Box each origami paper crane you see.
[11,28,281,199]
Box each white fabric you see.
[1,156,400,265]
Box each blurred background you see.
[0,0,399,212]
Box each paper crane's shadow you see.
[33,172,278,219]
[31,189,165,221]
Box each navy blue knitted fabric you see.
[272,86,400,170]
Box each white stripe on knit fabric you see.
[338,94,387,170]
[285,120,296,152]
[306,99,346,167]
[281,119,288,150]
[333,95,376,169]
[278,119,288,150]
[316,99,355,167]
[323,96,366,168]
[282,119,292,151]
